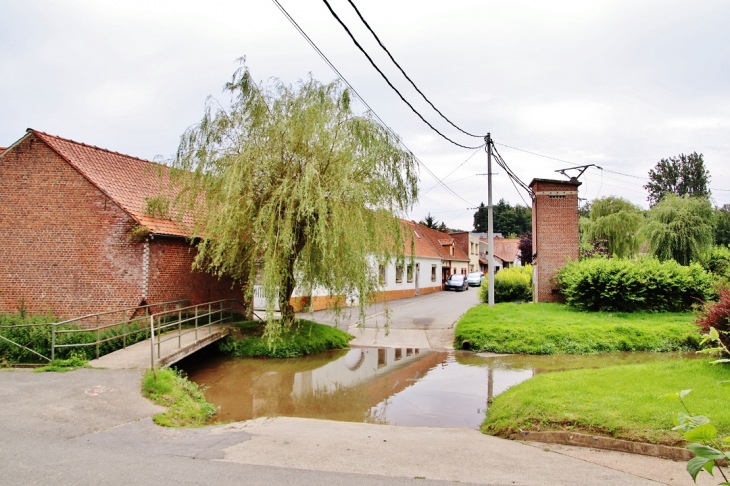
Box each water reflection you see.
[181,348,695,429]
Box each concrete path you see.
[3,365,721,486]
[88,324,228,369]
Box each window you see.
[431,264,437,282]
[449,246,454,256]
[379,264,387,286]
[395,265,403,283]
[407,264,414,283]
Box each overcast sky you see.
[2,0,729,231]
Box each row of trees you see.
[473,199,532,236]
[581,196,729,264]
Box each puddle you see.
[179,348,696,429]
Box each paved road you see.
[297,288,481,349]
[0,368,682,486]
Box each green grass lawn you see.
[219,319,353,358]
[455,303,702,354]
[483,358,730,446]
[142,367,218,427]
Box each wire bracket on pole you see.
[555,164,602,181]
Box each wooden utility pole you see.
[486,133,495,307]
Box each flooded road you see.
[180,348,694,429]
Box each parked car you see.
[466,271,485,287]
[445,274,469,292]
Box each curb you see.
[515,430,694,461]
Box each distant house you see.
[478,238,504,274]
[493,238,522,269]
[449,232,481,273]
[0,129,243,318]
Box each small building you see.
[529,178,581,302]
[449,232,481,273]
[0,129,243,318]
[478,237,504,274]
[493,237,521,269]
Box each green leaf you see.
[687,443,726,460]
[684,424,717,442]
[680,389,693,399]
[687,457,713,481]
[710,359,730,365]
[709,327,720,340]
[659,392,680,400]
[723,436,730,443]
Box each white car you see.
[466,272,485,286]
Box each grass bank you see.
[219,319,353,358]
[483,358,730,446]
[455,303,701,354]
[142,368,218,427]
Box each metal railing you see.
[0,300,187,363]
[149,299,245,378]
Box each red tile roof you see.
[493,238,520,263]
[31,130,190,237]
[411,223,469,262]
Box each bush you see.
[554,257,714,312]
[0,311,149,364]
[698,245,730,281]
[696,283,730,352]
[479,265,532,303]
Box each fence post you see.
[150,315,156,381]
[51,324,55,362]
[195,305,198,341]
[95,315,100,360]
[122,310,127,349]
[178,307,182,348]
[208,302,212,335]
[145,307,150,340]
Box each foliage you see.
[645,152,711,206]
[518,231,533,265]
[34,356,89,372]
[580,196,644,258]
[127,224,151,243]
[420,213,447,232]
[661,389,730,484]
[578,200,591,219]
[696,286,730,358]
[555,257,714,313]
[482,358,730,446]
[0,311,149,364]
[455,303,701,355]
[164,61,418,341]
[699,246,730,281]
[642,194,715,266]
[142,367,218,427]
[717,205,730,247]
[473,199,531,236]
[579,236,612,259]
[479,265,532,303]
[219,319,352,359]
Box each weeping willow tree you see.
[581,196,644,258]
[641,194,715,265]
[162,62,418,341]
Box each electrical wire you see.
[343,0,483,139]
[319,0,483,150]
[420,144,484,198]
[270,0,477,207]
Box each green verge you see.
[142,368,218,427]
[219,319,353,358]
[34,357,90,372]
[455,302,701,354]
[483,358,730,446]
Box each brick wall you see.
[147,238,243,307]
[530,179,581,302]
[0,133,146,317]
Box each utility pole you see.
[486,133,495,307]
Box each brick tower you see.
[529,178,582,302]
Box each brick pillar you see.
[529,178,581,302]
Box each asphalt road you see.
[0,368,668,486]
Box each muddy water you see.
[180,348,694,429]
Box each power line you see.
[319,0,483,150]
[343,0,483,139]
[420,144,484,197]
[270,0,476,208]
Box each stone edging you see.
[514,430,694,461]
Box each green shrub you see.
[480,265,532,303]
[554,257,714,312]
[698,245,730,281]
[0,311,149,364]
[219,319,353,358]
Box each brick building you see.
[529,178,581,302]
[0,129,243,318]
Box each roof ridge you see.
[29,129,169,168]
